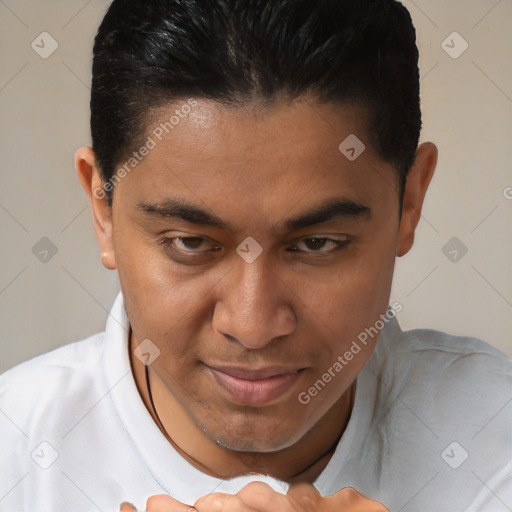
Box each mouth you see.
[205,364,307,407]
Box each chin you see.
[215,436,292,454]
[205,420,304,454]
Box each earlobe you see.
[396,142,438,258]
[74,147,117,270]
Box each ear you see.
[397,142,438,257]
[75,147,117,270]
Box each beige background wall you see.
[0,0,511,374]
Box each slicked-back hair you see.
[91,0,422,206]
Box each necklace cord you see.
[145,363,355,480]
[145,364,165,430]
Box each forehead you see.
[148,97,373,166]
[115,98,398,228]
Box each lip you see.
[206,365,306,406]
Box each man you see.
[1,0,511,511]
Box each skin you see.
[76,97,437,510]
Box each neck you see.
[130,334,355,483]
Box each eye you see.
[287,237,351,255]
[173,237,212,252]
[158,236,221,254]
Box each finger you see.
[146,494,197,512]
[194,492,245,512]
[119,502,138,512]
[329,487,390,511]
[237,482,293,511]
[286,483,322,511]
[194,482,292,512]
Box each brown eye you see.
[303,238,329,251]
[157,236,222,266]
[162,237,221,253]
[176,237,207,250]
[288,237,351,254]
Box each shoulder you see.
[385,323,512,397]
[0,333,107,432]
[364,322,512,509]
[377,318,512,376]
[1,332,105,387]
[376,322,512,435]
[394,325,512,379]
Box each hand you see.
[119,496,195,511]
[120,482,388,511]
[193,482,389,511]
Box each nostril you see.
[220,332,239,343]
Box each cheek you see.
[115,234,223,358]
[293,249,396,401]
[297,243,396,340]
[295,258,394,422]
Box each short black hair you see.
[91,0,422,206]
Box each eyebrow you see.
[137,199,231,230]
[283,198,371,232]
[136,197,371,234]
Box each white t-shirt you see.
[1,292,511,512]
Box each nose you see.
[212,258,296,350]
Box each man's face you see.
[111,98,401,452]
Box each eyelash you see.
[286,237,351,255]
[156,236,351,259]
[158,237,221,254]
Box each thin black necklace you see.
[145,362,356,480]
[145,364,165,431]
[145,364,214,474]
